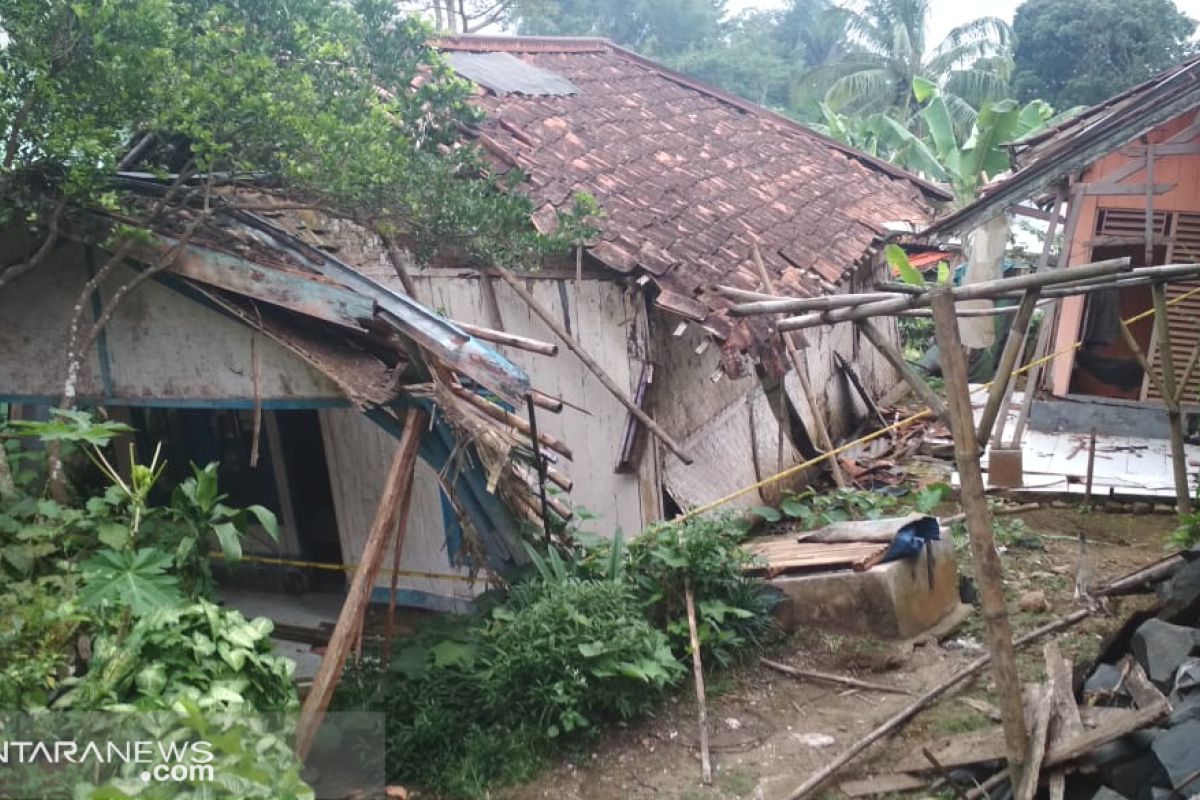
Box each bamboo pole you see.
[297,407,427,759]
[383,458,419,667]
[450,383,574,460]
[855,317,949,422]
[776,257,1131,332]
[526,395,553,542]
[978,288,1042,445]
[455,320,559,357]
[929,288,1028,789]
[685,581,712,784]
[1152,282,1193,514]
[489,264,693,464]
[750,245,846,487]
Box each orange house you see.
[927,56,1200,408]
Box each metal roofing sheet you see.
[446,51,578,96]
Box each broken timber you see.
[296,406,428,759]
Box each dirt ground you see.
[500,505,1179,800]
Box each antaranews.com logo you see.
[0,738,216,784]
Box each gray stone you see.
[1090,786,1132,800]
[1131,619,1200,689]
[1160,557,1200,623]
[1093,731,1165,799]
[1151,720,1200,789]
[1167,693,1200,727]
[1085,663,1131,699]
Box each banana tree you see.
[910,76,1055,206]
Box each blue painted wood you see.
[156,235,375,330]
[228,212,532,404]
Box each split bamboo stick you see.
[450,384,574,460]
[455,320,559,357]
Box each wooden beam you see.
[296,406,427,759]
[751,245,846,487]
[489,264,693,464]
[1044,701,1168,767]
[930,287,1028,789]
[1073,181,1174,197]
[978,288,1041,445]
[855,317,949,423]
[1152,282,1193,514]
[1121,142,1200,158]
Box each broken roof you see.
[438,35,944,355]
[925,55,1200,237]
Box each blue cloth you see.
[880,516,941,563]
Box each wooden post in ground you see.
[751,245,847,487]
[296,407,428,760]
[929,288,1028,789]
[1151,282,1193,514]
[489,264,693,464]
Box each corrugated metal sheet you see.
[446,52,578,96]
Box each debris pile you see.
[832,550,1200,800]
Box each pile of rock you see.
[1080,554,1200,800]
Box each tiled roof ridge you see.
[437,34,950,202]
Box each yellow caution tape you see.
[209,551,484,585]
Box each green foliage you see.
[2,0,593,268]
[512,0,725,56]
[0,575,84,708]
[1012,0,1196,111]
[80,547,184,617]
[1169,483,1200,550]
[62,600,296,712]
[334,514,772,798]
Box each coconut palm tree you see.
[822,0,1012,133]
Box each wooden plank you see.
[1045,701,1169,767]
[296,406,427,759]
[1016,684,1053,800]
[840,775,927,797]
[1073,182,1175,197]
[896,727,1007,772]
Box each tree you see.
[0,0,588,494]
[822,0,1013,131]
[1012,0,1196,110]
[509,0,726,56]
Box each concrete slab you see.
[767,536,960,640]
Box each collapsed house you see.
[0,35,947,615]
[922,55,1200,500]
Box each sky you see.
[725,0,1200,44]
